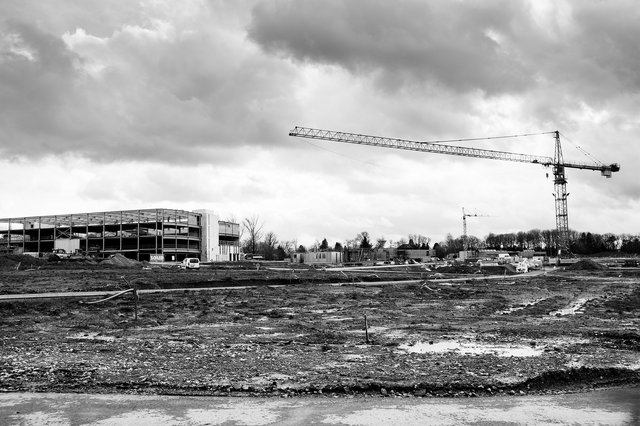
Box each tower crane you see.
[462,207,490,251]
[289,126,620,256]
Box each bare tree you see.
[355,231,372,249]
[466,235,481,250]
[261,231,279,260]
[283,239,296,255]
[408,234,431,248]
[242,215,263,255]
[263,231,278,248]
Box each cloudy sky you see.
[1,0,638,247]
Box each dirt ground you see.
[1,256,640,398]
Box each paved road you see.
[1,388,639,425]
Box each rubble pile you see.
[0,254,49,271]
[100,253,141,268]
[567,259,606,270]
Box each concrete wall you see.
[194,209,219,262]
[216,242,241,262]
[194,210,241,262]
[54,239,80,253]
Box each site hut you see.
[396,245,436,263]
[291,250,343,265]
[0,208,240,262]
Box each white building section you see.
[195,210,241,262]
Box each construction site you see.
[1,255,639,399]
[1,128,638,402]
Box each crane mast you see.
[552,131,570,255]
[462,207,489,251]
[289,126,620,255]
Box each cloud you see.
[248,1,640,104]
[0,0,637,245]
[248,0,534,95]
[0,20,80,152]
[0,1,298,164]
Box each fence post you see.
[364,314,370,344]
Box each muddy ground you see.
[1,257,640,398]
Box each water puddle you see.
[398,341,543,357]
[324,316,354,322]
[67,332,115,342]
[241,333,286,338]
[497,298,545,315]
[550,298,589,316]
[343,354,369,362]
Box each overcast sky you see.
[1,0,638,247]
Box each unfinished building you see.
[0,208,240,262]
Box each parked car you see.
[180,258,200,269]
[50,249,71,259]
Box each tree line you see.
[239,215,640,260]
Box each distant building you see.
[292,250,343,265]
[458,250,479,261]
[396,244,435,262]
[0,208,240,262]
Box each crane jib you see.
[289,126,620,175]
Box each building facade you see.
[291,250,343,265]
[0,208,240,262]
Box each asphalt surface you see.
[1,387,639,425]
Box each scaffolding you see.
[0,208,239,261]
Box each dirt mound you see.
[0,254,49,271]
[567,259,606,271]
[100,253,141,268]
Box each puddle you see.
[343,354,369,361]
[497,298,545,315]
[398,341,543,357]
[324,316,354,322]
[241,333,286,338]
[67,332,115,342]
[550,298,589,316]
[310,309,340,314]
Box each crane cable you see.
[558,131,605,166]
[422,131,556,145]
[301,138,379,167]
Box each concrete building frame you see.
[0,208,240,262]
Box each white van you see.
[181,258,200,269]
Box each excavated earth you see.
[1,256,640,398]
